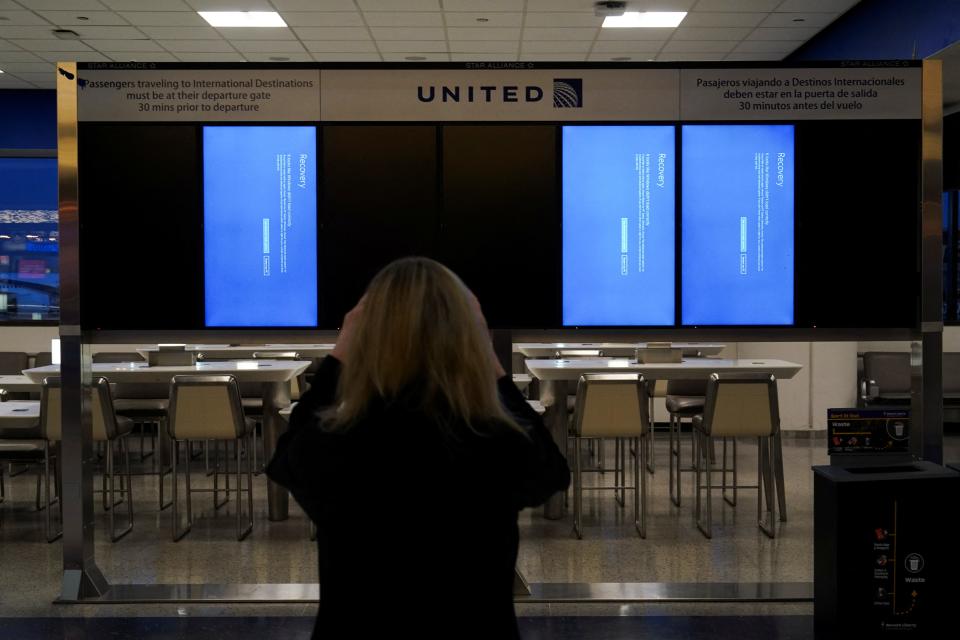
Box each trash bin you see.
[814,461,960,637]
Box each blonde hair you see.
[333,257,514,434]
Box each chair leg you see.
[646,396,655,475]
[614,439,624,508]
[696,431,713,539]
[758,437,776,538]
[44,442,61,543]
[172,439,192,542]
[108,438,134,542]
[573,435,582,539]
[773,430,787,522]
[635,436,646,538]
[35,465,42,511]
[236,435,253,541]
[669,415,681,507]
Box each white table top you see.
[515,343,726,358]
[136,344,334,360]
[512,373,532,391]
[524,358,803,382]
[0,400,40,427]
[23,360,310,385]
[0,375,41,392]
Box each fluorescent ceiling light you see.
[198,11,286,28]
[602,12,686,28]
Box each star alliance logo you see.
[553,78,583,108]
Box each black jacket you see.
[266,356,570,640]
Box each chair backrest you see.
[92,352,146,364]
[41,377,119,442]
[556,349,603,358]
[168,375,245,441]
[572,373,649,438]
[701,373,779,438]
[862,352,911,394]
[33,352,53,368]
[665,377,708,397]
[0,351,29,375]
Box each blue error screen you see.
[204,126,318,327]
[681,125,794,326]
[562,126,676,326]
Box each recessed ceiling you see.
[0,0,863,89]
[929,40,960,114]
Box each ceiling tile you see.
[692,0,781,10]
[448,40,517,53]
[184,0,274,9]
[0,0,20,8]
[9,72,55,83]
[443,0,524,10]
[311,52,382,61]
[522,40,592,53]
[68,26,147,39]
[280,12,365,27]
[156,39,233,52]
[272,0,357,10]
[0,11,49,25]
[725,51,784,61]
[16,1,108,10]
[37,11,131,26]
[364,12,443,27]
[242,52,314,61]
[230,40,307,52]
[138,26,219,39]
[777,0,859,11]
[0,27,63,39]
[0,38,20,50]
[292,26,370,40]
[526,0,612,10]
[661,40,736,53]
[376,40,447,52]
[523,13,601,28]
[35,50,110,61]
[174,51,246,61]
[0,76,35,88]
[597,27,677,41]
[102,51,180,61]
[591,40,663,53]
[451,53,517,61]
[82,39,162,51]
[116,12,209,26]
[733,39,805,53]
[13,39,95,51]
[680,12,767,28]
[672,26,753,40]
[444,12,522,27]
[748,26,821,40]
[302,40,377,52]
[0,61,53,72]
[0,50,46,61]
[381,52,450,61]
[370,27,445,40]
[100,1,193,9]
[446,27,520,40]
[357,0,440,11]
[587,53,655,61]
[760,12,839,28]
[216,27,298,40]
[518,53,587,62]
[522,27,597,41]
[657,52,728,61]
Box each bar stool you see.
[570,373,650,539]
[666,378,708,507]
[692,373,781,539]
[42,377,135,542]
[556,349,606,468]
[167,375,255,541]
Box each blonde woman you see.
[268,257,570,640]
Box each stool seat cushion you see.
[666,395,705,416]
[114,398,169,416]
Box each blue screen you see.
[563,126,675,326]
[681,125,794,326]
[204,126,317,327]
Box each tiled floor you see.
[1,431,957,628]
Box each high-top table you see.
[515,342,726,358]
[0,375,42,392]
[525,357,803,520]
[23,359,310,521]
[136,344,334,360]
[0,400,41,438]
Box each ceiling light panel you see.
[602,12,687,28]
[199,12,286,28]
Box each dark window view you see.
[945,190,959,323]
[0,157,59,321]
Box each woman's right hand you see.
[331,295,365,363]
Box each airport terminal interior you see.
[2,1,960,639]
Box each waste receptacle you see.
[814,461,959,637]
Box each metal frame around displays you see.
[53,60,942,604]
